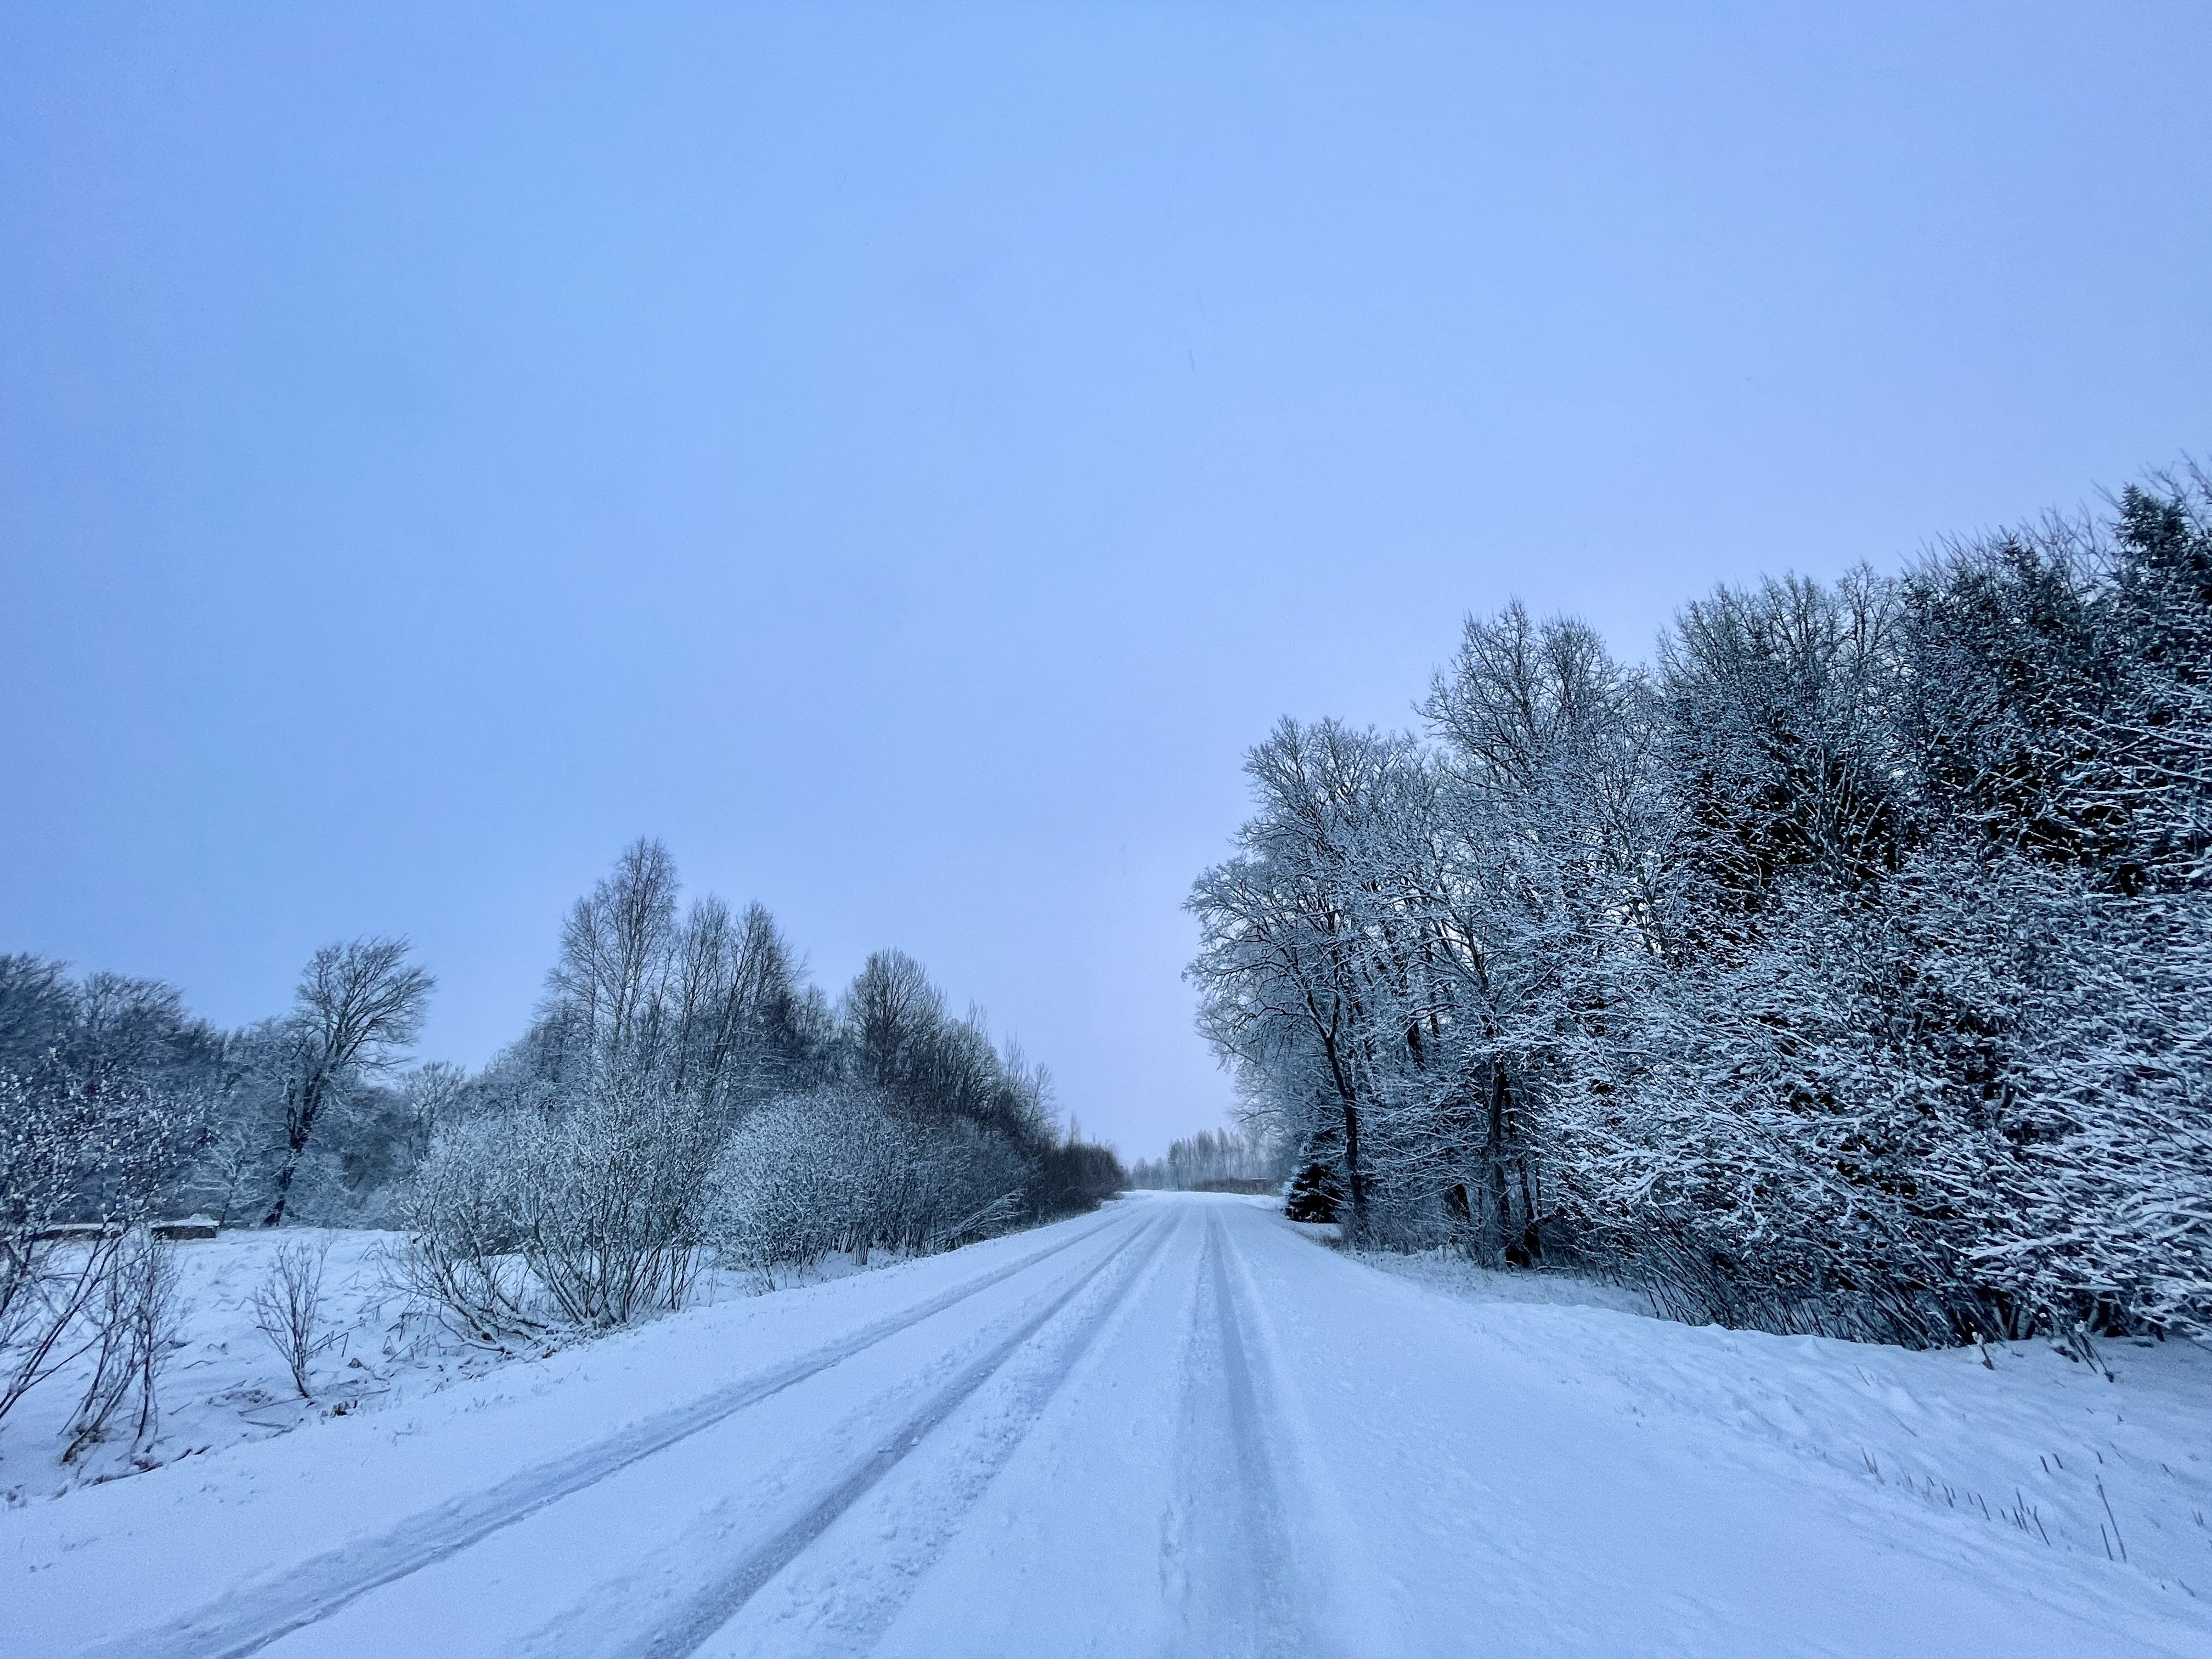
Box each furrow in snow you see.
[88,1207,1136,1659]
[699,1201,1194,1657]
[625,1210,1175,1659]
[1205,1211,1310,1657]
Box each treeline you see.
[400,840,1124,1337]
[3,839,1121,1451]
[1127,1124,1285,1191]
[1187,467,2212,1347]
[0,944,436,1234]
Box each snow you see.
[1,1227,899,1504]
[4,1228,438,1501]
[5,1193,2210,1657]
[1351,1224,2212,1596]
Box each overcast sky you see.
[4,3,2207,1158]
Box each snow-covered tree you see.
[1187,465,2212,1344]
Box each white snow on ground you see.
[1,1228,888,1506]
[4,1193,2210,1658]
[1352,1223,2212,1593]
[6,1229,480,1503]
[1347,1235,1657,1318]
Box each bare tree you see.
[263,939,433,1227]
[251,1238,339,1400]
[844,949,947,1104]
[64,1225,177,1462]
[545,839,680,1069]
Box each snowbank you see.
[1358,1244,2212,1594]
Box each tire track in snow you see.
[620,1210,1176,1659]
[93,1207,1139,1659]
[703,1202,1195,1658]
[1204,1210,1310,1657]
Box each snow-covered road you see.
[12,1193,2211,1657]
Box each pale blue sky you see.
[4,3,2208,1156]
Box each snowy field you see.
[4,1193,2209,1657]
[0,1227,882,1506]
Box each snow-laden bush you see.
[1028,1138,1130,1214]
[515,1081,719,1326]
[63,1225,177,1462]
[395,1078,719,1338]
[250,1239,340,1401]
[711,1086,898,1274]
[712,1085,1030,1280]
[1532,843,2212,1347]
[2,1067,195,1440]
[387,1111,529,1341]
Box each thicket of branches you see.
[2,938,438,1454]
[1187,467,2212,1347]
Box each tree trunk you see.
[263,1068,330,1228]
[1485,1063,1513,1262]
[1313,1010,1368,1237]
[1516,1161,1543,1262]
[1340,1093,1367,1235]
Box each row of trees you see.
[1187,467,2212,1347]
[402,840,1124,1336]
[4,841,1123,1455]
[1127,1124,1286,1191]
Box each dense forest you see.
[2,841,1122,1448]
[1187,467,2212,1349]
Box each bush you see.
[1028,1141,1127,1216]
[712,1085,1035,1280]
[394,1078,719,1337]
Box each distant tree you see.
[524,842,813,1122]
[263,939,433,1227]
[0,955,74,1077]
[546,838,680,1073]
[843,950,947,1104]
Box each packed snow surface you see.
[6,1193,2210,1657]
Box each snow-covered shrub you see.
[713,1086,901,1274]
[712,1085,1032,1280]
[507,1081,720,1327]
[1028,1138,1129,1214]
[1900,852,2211,1337]
[62,1225,176,1462]
[390,1113,540,1342]
[250,1239,339,1400]
[2,1064,201,1433]
[396,1078,719,1336]
[901,1116,1036,1250]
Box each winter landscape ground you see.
[8,1193,2210,1659]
